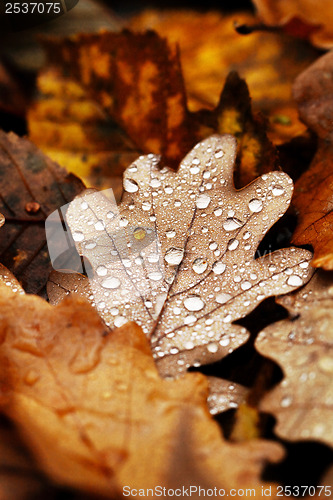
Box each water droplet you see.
[216,292,232,304]
[300,261,309,269]
[209,241,218,250]
[142,201,151,211]
[165,186,173,194]
[101,277,120,289]
[228,239,239,251]
[241,281,252,291]
[223,218,243,231]
[165,247,184,265]
[107,211,115,219]
[124,178,139,193]
[73,231,84,242]
[150,178,161,188]
[174,200,182,207]
[148,271,163,281]
[166,230,176,238]
[190,166,200,174]
[219,338,230,347]
[133,227,146,240]
[214,149,224,159]
[196,194,211,209]
[287,275,303,287]
[110,307,119,315]
[207,342,218,353]
[81,201,88,210]
[192,258,208,274]
[24,369,39,386]
[184,315,197,325]
[281,395,292,408]
[214,208,222,216]
[119,217,128,227]
[85,241,96,250]
[114,316,128,327]
[212,261,226,275]
[173,307,181,315]
[184,295,205,311]
[96,265,107,277]
[248,198,263,213]
[184,340,194,349]
[95,220,105,231]
[318,356,333,374]
[272,185,285,196]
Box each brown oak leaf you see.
[47,135,313,377]
[252,0,333,48]
[255,271,333,447]
[292,51,333,270]
[0,282,283,496]
[0,131,85,294]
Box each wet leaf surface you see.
[48,135,313,377]
[0,131,85,294]
[0,281,283,496]
[256,271,333,446]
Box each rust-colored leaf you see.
[292,51,333,270]
[42,31,194,168]
[0,131,85,294]
[255,271,333,446]
[252,0,333,48]
[129,9,317,143]
[47,135,313,378]
[0,282,283,496]
[28,67,140,196]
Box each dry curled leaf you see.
[0,283,283,496]
[48,135,313,377]
[0,131,85,294]
[292,51,333,270]
[252,0,333,48]
[255,271,333,447]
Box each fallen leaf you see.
[203,71,278,187]
[47,135,313,377]
[129,9,317,143]
[292,51,333,270]
[255,271,333,446]
[28,67,140,194]
[0,131,85,294]
[0,282,283,496]
[42,30,194,168]
[252,0,333,48]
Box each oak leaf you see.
[0,281,283,496]
[0,131,85,294]
[252,0,333,48]
[292,51,333,270]
[255,271,333,447]
[48,135,313,377]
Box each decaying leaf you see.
[292,51,333,270]
[0,282,284,496]
[129,9,317,143]
[252,0,333,48]
[255,271,333,446]
[0,131,85,294]
[48,135,313,377]
[42,31,194,168]
[28,67,140,195]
